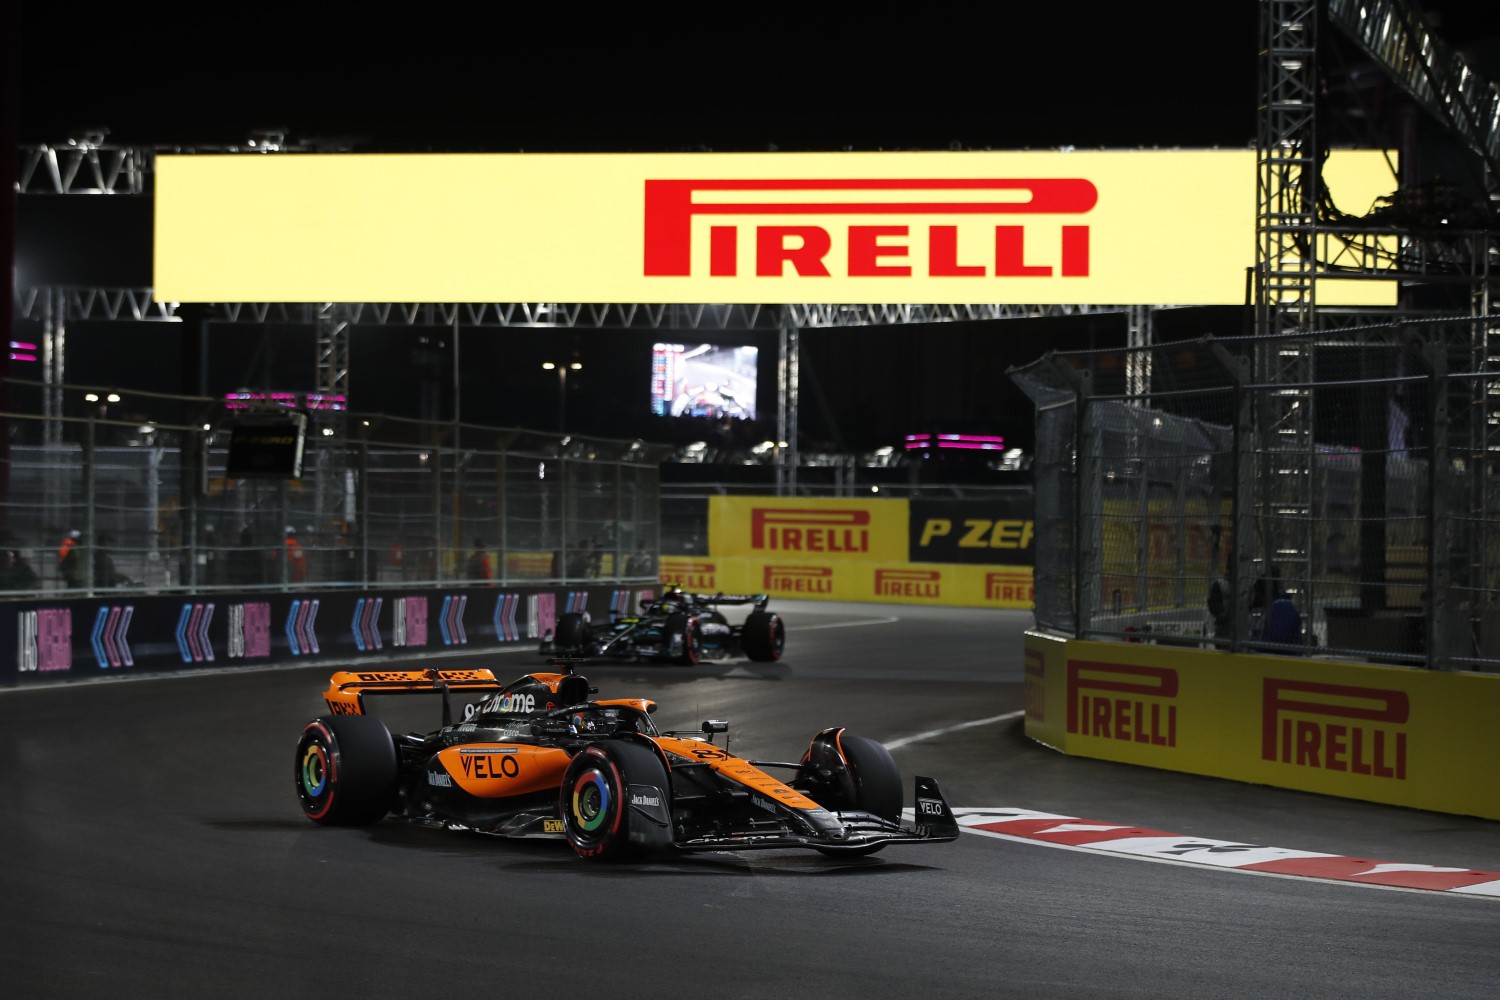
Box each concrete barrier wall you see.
[1024,630,1500,821]
[1,583,659,686]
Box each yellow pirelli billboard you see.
[154,150,1397,305]
[1024,632,1500,820]
[677,496,1035,608]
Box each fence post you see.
[1207,339,1253,652]
[1407,329,1450,668]
[83,415,96,592]
[496,439,508,585]
[356,434,370,587]
[1048,356,1095,638]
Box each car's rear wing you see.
[322,668,505,719]
[684,592,770,609]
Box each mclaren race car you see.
[538,588,785,665]
[295,665,958,860]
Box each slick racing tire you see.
[295,715,398,826]
[554,612,589,652]
[560,741,670,861]
[815,733,903,857]
[740,610,786,662]
[838,734,903,822]
[673,615,705,666]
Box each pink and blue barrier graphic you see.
[176,603,216,663]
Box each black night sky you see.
[9,2,1500,452]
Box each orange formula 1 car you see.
[294,665,959,860]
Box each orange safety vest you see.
[285,536,307,581]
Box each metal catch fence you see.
[0,394,668,596]
[1011,313,1500,672]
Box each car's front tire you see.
[560,741,671,860]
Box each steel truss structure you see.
[12,281,1134,489]
[1252,0,1500,656]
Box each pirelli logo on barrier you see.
[1066,660,1178,747]
[750,508,870,554]
[874,568,941,599]
[643,178,1096,280]
[658,559,715,590]
[763,564,833,595]
[985,571,1034,603]
[1262,678,1409,780]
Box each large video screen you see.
[651,343,759,420]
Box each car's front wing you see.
[671,775,960,853]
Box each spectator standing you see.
[1252,570,1303,650]
[284,526,308,584]
[202,523,223,586]
[93,533,131,588]
[466,539,493,581]
[1,542,40,591]
[57,529,82,588]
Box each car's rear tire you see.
[741,610,786,662]
[554,612,588,651]
[676,617,705,666]
[560,741,671,860]
[295,715,398,826]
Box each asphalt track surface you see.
[4,600,1498,999]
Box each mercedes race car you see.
[538,588,785,665]
[294,665,958,861]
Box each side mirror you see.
[701,719,728,734]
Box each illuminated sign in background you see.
[154,151,1396,305]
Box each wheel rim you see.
[570,768,611,835]
[300,743,329,797]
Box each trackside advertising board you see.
[679,496,1035,608]
[154,150,1396,305]
[1023,631,1500,821]
[0,583,657,686]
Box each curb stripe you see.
[922,807,1500,899]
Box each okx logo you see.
[643,179,1098,279]
[1066,660,1178,747]
[1262,678,1409,780]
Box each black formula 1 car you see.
[294,664,958,860]
[538,589,785,665]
